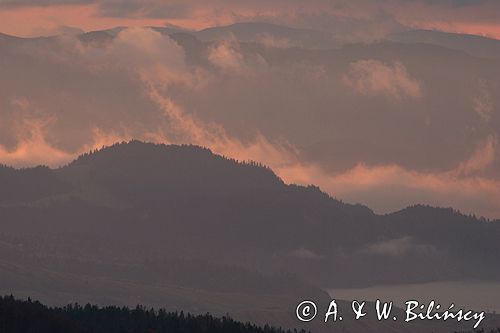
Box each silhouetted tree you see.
[0,296,307,333]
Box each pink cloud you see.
[1,0,500,39]
[343,59,422,100]
[1,27,499,220]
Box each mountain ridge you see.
[1,141,496,221]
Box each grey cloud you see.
[363,236,438,257]
[97,0,191,19]
[0,0,94,7]
[404,0,489,7]
[291,247,323,260]
[0,0,496,10]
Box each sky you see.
[0,0,499,219]
[0,0,500,39]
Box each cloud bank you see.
[0,27,499,219]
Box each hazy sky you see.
[1,0,500,38]
[0,1,499,219]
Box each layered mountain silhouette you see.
[387,29,500,59]
[1,141,499,286]
[1,141,500,332]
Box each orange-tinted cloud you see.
[1,0,500,39]
[343,60,422,100]
[278,158,500,219]
[0,27,499,220]
[103,32,500,219]
[0,4,166,37]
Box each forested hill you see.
[0,296,303,333]
[0,140,499,288]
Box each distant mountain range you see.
[387,29,500,59]
[3,22,500,58]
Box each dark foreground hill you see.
[0,295,301,333]
[1,141,500,333]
